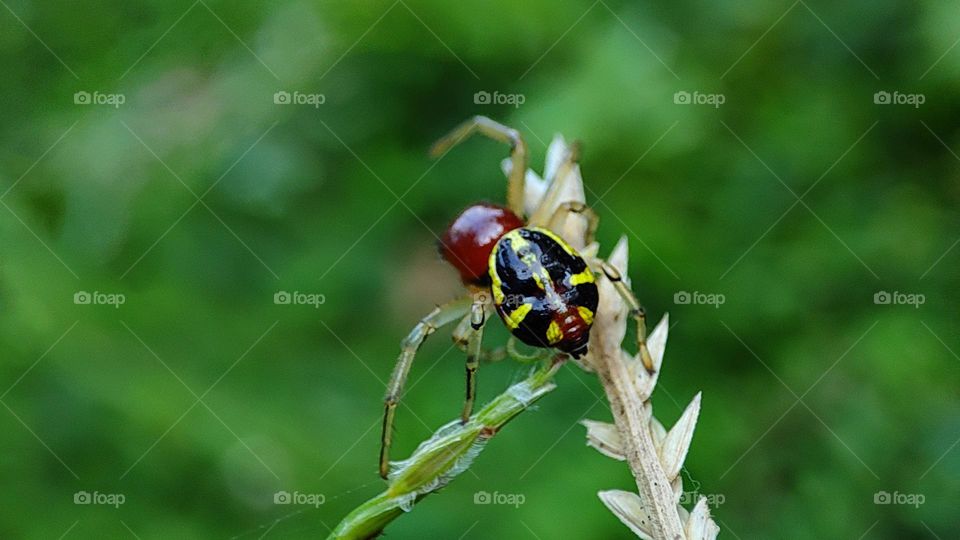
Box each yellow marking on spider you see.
[530,262,547,291]
[528,226,577,257]
[489,242,507,303]
[577,306,594,325]
[489,230,530,290]
[568,268,595,286]
[491,282,505,304]
[546,320,562,344]
[504,303,533,329]
[501,230,530,251]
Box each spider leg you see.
[546,201,598,246]
[451,313,473,350]
[506,336,551,362]
[429,116,528,217]
[598,261,656,375]
[380,297,472,479]
[453,312,506,362]
[461,300,486,423]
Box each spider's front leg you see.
[598,261,657,375]
[429,116,528,217]
[380,297,472,479]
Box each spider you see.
[379,116,655,479]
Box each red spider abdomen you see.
[440,203,524,285]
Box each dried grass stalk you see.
[521,133,719,539]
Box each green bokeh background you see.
[1,1,958,538]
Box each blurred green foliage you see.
[1,0,958,538]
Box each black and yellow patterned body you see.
[488,227,599,358]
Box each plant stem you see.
[328,357,563,540]
[592,336,685,539]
